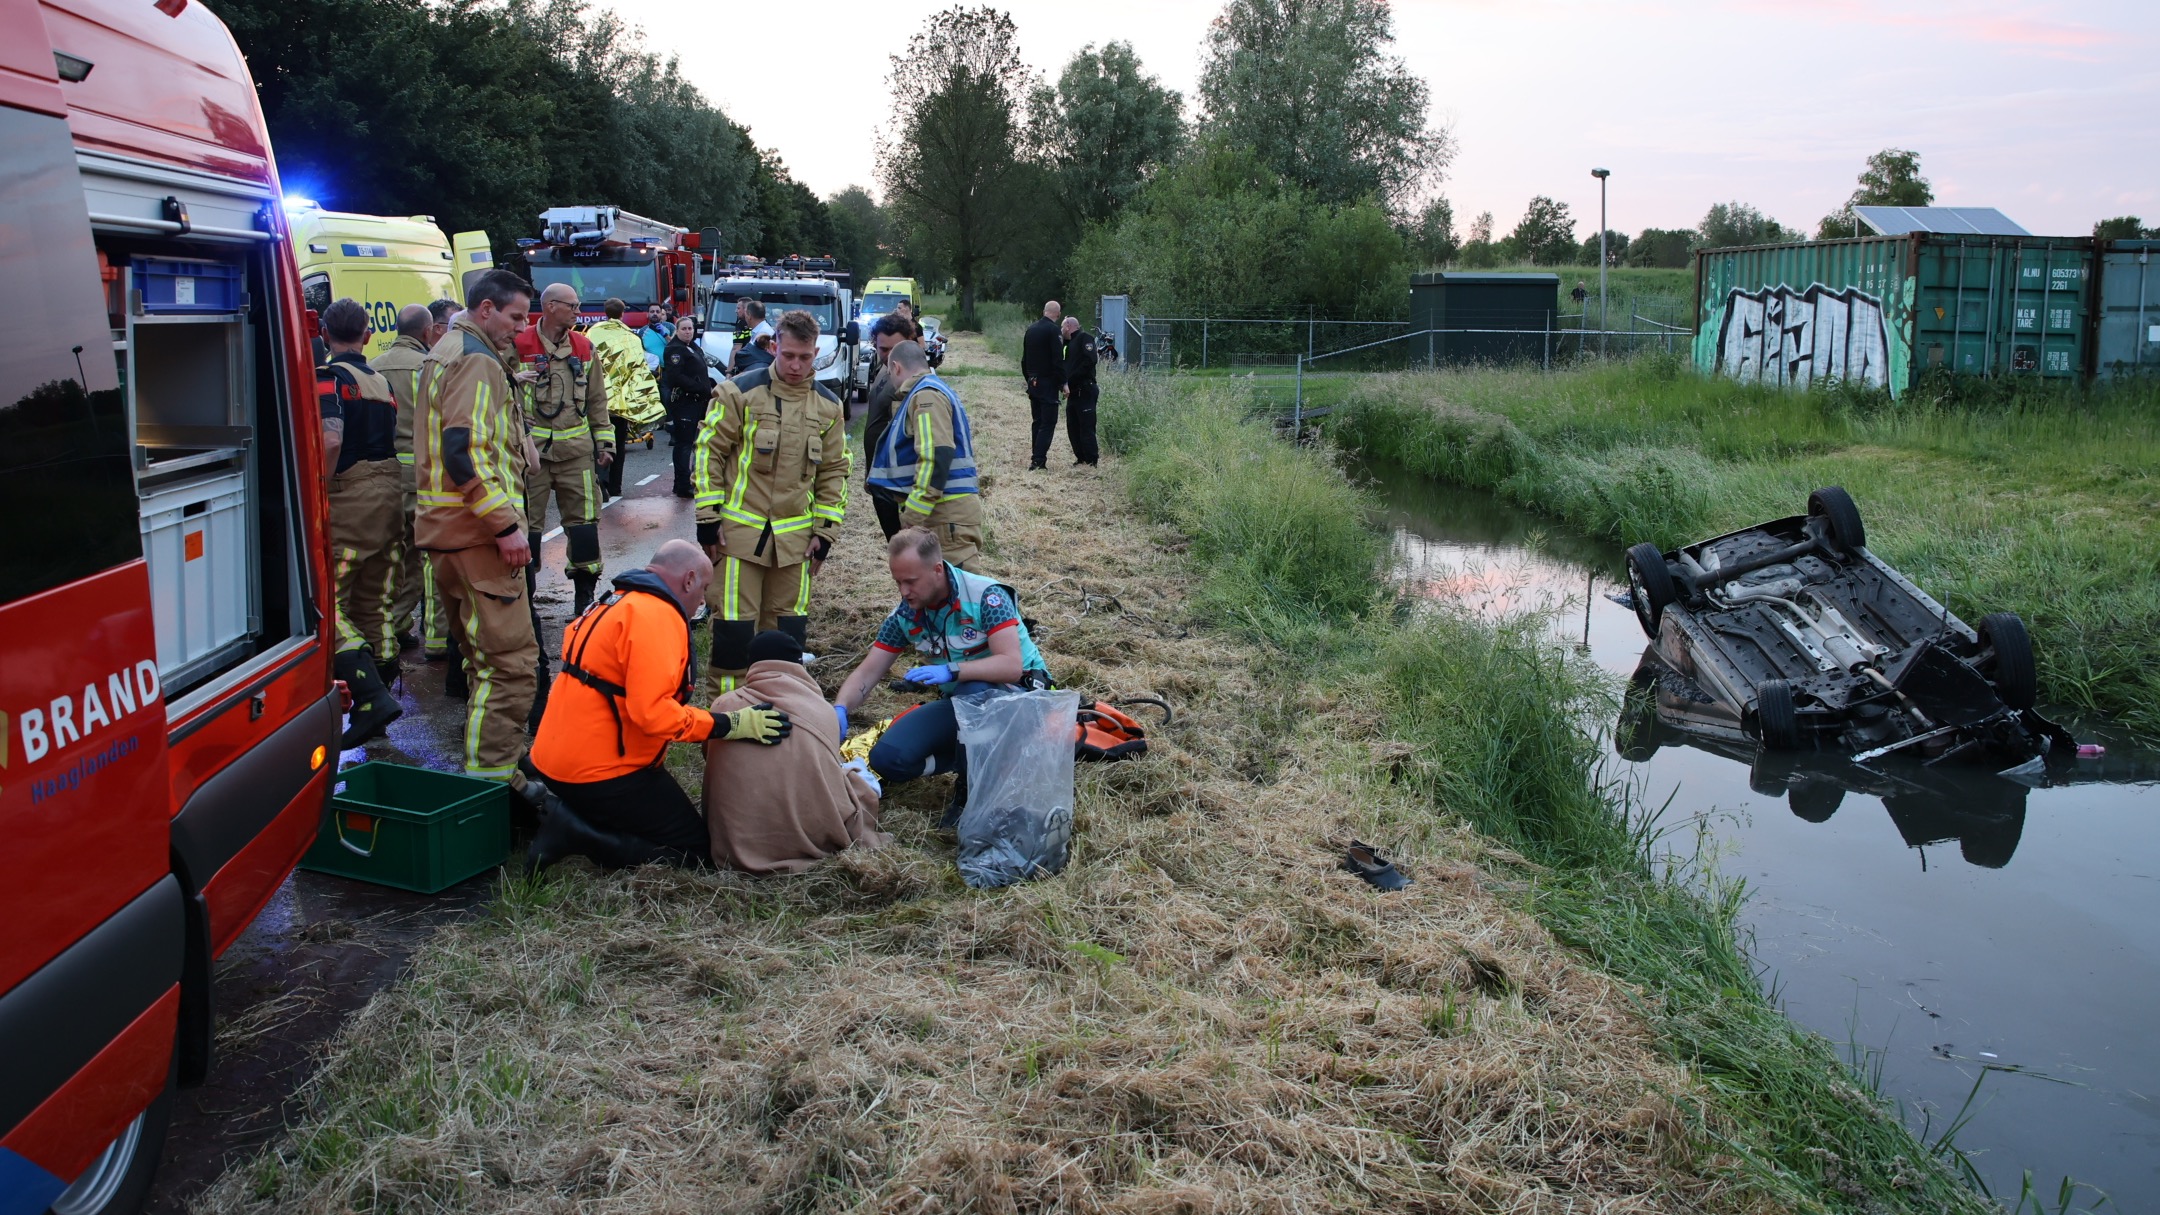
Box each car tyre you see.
[1979,611,2037,711]
[1808,486,1866,554]
[1625,542,1677,638]
[1754,679,1801,750]
[46,1053,175,1215]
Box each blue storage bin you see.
[136,257,243,314]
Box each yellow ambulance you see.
[287,204,491,357]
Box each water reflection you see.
[1356,457,2160,1207]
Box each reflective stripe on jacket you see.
[513,325,612,456]
[866,372,977,515]
[414,320,527,549]
[692,366,849,567]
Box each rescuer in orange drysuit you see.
[526,539,792,869]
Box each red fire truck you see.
[2,1,338,1211]
[518,205,720,329]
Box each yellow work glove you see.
[719,702,792,745]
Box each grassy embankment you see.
[1102,375,2002,1214]
[204,333,1784,1212]
[1321,361,2160,737]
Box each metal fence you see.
[1119,315,1408,371]
[1119,307,1693,374]
[1112,321,1701,427]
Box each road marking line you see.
[542,526,564,541]
[605,495,627,509]
[636,474,660,486]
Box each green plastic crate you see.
[300,762,510,893]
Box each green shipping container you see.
[1692,234,2096,396]
[2097,240,2160,378]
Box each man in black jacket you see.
[1061,316,1099,466]
[1020,300,1065,470]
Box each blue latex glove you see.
[833,703,849,736]
[904,663,955,687]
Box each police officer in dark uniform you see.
[1061,316,1099,467]
[318,297,406,747]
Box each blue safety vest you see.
[867,373,978,502]
[887,563,1048,682]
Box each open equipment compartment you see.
[88,149,311,703]
[120,257,260,689]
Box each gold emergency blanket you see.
[585,319,665,433]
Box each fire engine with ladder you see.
[517,205,720,329]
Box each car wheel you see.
[1754,679,1801,750]
[47,1055,174,1215]
[1808,486,1866,553]
[1789,782,1844,823]
[1980,612,2037,711]
[1625,542,1677,638]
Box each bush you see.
[1068,142,1408,321]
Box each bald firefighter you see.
[318,297,406,747]
[373,299,454,658]
[514,281,614,614]
[524,539,794,871]
[415,269,544,802]
[693,308,849,698]
[865,339,982,568]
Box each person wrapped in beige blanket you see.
[707,630,891,873]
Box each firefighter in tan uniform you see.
[372,300,454,658]
[514,282,614,615]
[693,309,849,698]
[415,270,545,800]
[865,340,983,568]
[319,298,406,748]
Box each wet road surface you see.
[145,438,695,1212]
[1363,459,2160,1210]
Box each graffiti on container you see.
[1715,284,1891,391]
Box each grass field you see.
[202,334,1822,1213]
[1104,375,2003,1213]
[1325,360,2160,737]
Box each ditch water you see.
[1361,460,2160,1210]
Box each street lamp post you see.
[1591,168,1610,357]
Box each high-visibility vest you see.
[882,563,1047,682]
[866,373,978,501]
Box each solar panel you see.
[1855,206,2032,237]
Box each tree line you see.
[1420,149,1941,271]
[213,0,2146,330]
[874,0,1446,325]
[205,0,881,282]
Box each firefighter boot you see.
[565,524,602,614]
[778,614,809,650]
[526,595,553,736]
[703,616,754,703]
[444,653,470,701]
[336,649,404,749]
[525,793,666,872]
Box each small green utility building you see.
[1408,271,1561,366]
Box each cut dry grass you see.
[202,338,1768,1214]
